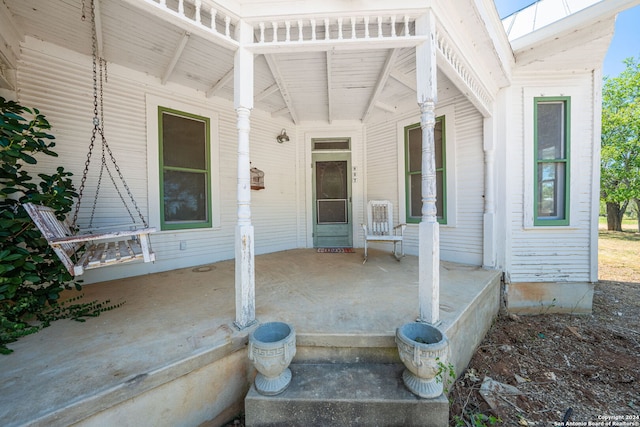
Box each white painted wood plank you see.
[362,49,398,122]
[161,32,190,85]
[206,67,233,97]
[264,54,298,124]
[326,51,333,124]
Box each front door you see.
[312,152,352,247]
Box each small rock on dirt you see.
[479,376,522,411]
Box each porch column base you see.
[418,221,440,324]
[235,223,256,329]
[233,319,258,331]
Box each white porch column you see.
[416,12,439,325]
[234,20,256,329]
[483,116,497,269]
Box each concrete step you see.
[244,363,448,427]
[295,333,400,364]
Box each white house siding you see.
[506,71,595,285]
[442,101,484,265]
[364,98,485,266]
[16,38,298,283]
[364,120,400,208]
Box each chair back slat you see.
[23,203,80,274]
[362,200,404,262]
[367,200,394,236]
[23,203,78,253]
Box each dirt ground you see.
[448,280,640,426]
[449,229,640,426]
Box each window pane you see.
[436,170,444,218]
[410,174,421,217]
[537,163,565,219]
[313,138,350,150]
[409,173,444,219]
[164,170,208,222]
[435,120,443,169]
[537,102,564,160]
[406,119,445,221]
[317,200,347,223]
[407,126,422,172]
[316,161,347,199]
[162,112,207,170]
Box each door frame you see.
[304,130,361,249]
[312,151,352,247]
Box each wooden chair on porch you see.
[361,200,406,263]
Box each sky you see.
[493,1,640,77]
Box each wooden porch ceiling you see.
[4,0,469,124]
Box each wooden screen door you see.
[312,152,352,248]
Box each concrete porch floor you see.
[1,248,501,426]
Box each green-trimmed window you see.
[159,107,211,230]
[405,117,446,224]
[534,97,570,226]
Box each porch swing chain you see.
[72,0,148,230]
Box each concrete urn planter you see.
[248,321,296,395]
[396,322,449,398]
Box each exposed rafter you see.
[389,69,416,92]
[362,48,399,122]
[255,83,279,102]
[161,32,190,85]
[326,51,333,124]
[264,54,298,124]
[206,67,233,98]
[375,101,396,113]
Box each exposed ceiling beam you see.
[264,54,298,124]
[161,32,190,85]
[255,83,279,102]
[389,69,416,92]
[206,67,233,98]
[361,48,399,122]
[375,101,397,113]
[93,0,104,59]
[326,51,333,124]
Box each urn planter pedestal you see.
[396,322,449,398]
[248,321,296,395]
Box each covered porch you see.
[1,248,500,426]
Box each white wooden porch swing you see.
[24,0,155,276]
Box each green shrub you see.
[0,96,118,354]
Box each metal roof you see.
[502,0,601,41]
